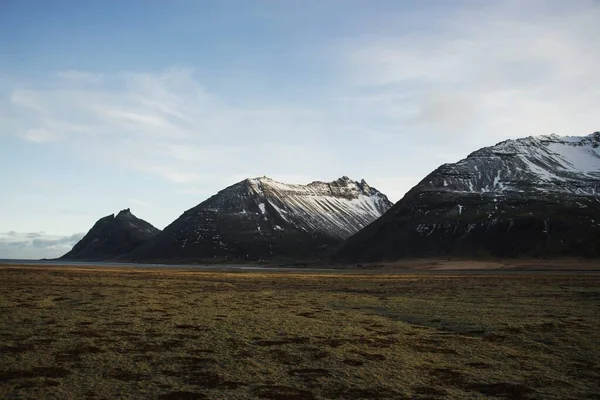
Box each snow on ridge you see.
[239,176,392,239]
[430,132,600,196]
[546,142,600,174]
[246,175,384,199]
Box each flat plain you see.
[1,265,599,399]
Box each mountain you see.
[334,132,600,261]
[61,209,160,260]
[124,176,392,262]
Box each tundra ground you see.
[1,266,599,399]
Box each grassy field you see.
[1,266,599,399]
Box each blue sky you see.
[1,0,599,258]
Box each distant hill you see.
[60,209,160,260]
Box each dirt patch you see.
[428,367,465,386]
[288,368,330,381]
[271,349,304,365]
[326,386,405,399]
[55,344,105,362]
[413,385,447,396]
[0,367,71,382]
[467,362,491,368]
[158,391,208,400]
[104,368,150,381]
[15,379,61,389]
[296,312,317,318]
[0,344,33,354]
[351,350,386,361]
[254,337,310,346]
[468,382,533,399]
[343,358,365,366]
[252,385,315,400]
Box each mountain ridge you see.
[123,176,392,262]
[334,131,600,261]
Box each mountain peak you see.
[125,175,393,262]
[448,131,600,195]
[335,130,600,262]
[116,208,132,217]
[61,208,160,261]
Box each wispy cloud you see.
[0,231,84,259]
[128,199,150,207]
[336,0,600,145]
[19,128,55,143]
[2,0,599,211]
[4,67,341,189]
[57,70,104,84]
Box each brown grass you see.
[1,266,599,399]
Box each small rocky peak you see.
[358,179,372,194]
[100,213,115,222]
[541,133,561,141]
[116,208,133,219]
[329,176,355,190]
[335,176,353,184]
[589,131,600,147]
[245,176,272,185]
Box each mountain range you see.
[61,131,600,263]
[62,177,392,262]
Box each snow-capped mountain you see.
[124,176,392,261]
[423,132,600,195]
[335,132,600,261]
[241,176,391,239]
[61,209,160,260]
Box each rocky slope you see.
[334,132,600,261]
[124,176,392,262]
[61,209,160,260]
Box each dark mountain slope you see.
[334,132,600,261]
[61,209,160,260]
[124,176,392,262]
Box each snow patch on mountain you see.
[240,176,392,239]
[424,132,600,196]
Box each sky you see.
[1,0,599,259]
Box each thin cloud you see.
[57,70,104,83]
[0,232,84,259]
[19,128,55,143]
[337,0,600,146]
[25,232,45,239]
[128,199,150,207]
[4,68,342,188]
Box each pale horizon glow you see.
[1,0,599,258]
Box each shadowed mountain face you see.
[334,132,600,261]
[60,209,160,260]
[124,176,392,262]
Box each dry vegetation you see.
[1,266,599,399]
